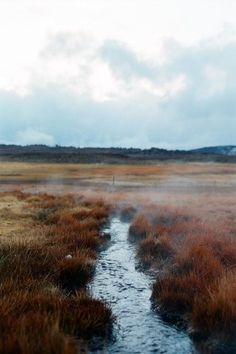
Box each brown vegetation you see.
[120,205,137,222]
[137,235,174,268]
[0,191,113,353]
[129,214,152,240]
[192,272,236,335]
[1,161,236,351]
[130,205,236,343]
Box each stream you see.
[88,217,196,353]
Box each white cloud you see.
[87,59,125,102]
[11,33,186,102]
[1,0,236,96]
[204,66,227,95]
[0,1,235,148]
[16,128,55,146]
[137,74,187,99]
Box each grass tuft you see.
[0,191,113,353]
[129,214,152,240]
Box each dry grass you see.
[1,162,236,223]
[120,205,137,222]
[152,272,204,315]
[0,290,112,353]
[56,253,96,291]
[129,214,153,240]
[1,161,236,349]
[1,161,236,184]
[0,194,36,244]
[137,235,174,268]
[0,191,113,353]
[130,204,236,341]
[192,271,236,334]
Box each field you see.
[0,161,235,353]
[1,161,235,229]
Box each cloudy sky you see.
[0,0,235,149]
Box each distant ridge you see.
[191,145,236,156]
[0,144,235,163]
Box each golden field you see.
[0,161,235,352]
[1,161,235,225]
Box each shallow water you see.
[89,217,196,353]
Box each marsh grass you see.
[192,271,236,335]
[120,205,137,222]
[0,191,113,353]
[130,205,236,341]
[128,214,152,240]
[137,235,174,268]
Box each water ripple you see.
[89,218,196,354]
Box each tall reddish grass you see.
[192,271,236,334]
[129,214,152,240]
[130,205,236,342]
[0,192,113,353]
[137,235,174,268]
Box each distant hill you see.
[0,144,235,163]
[191,146,236,156]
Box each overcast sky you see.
[0,0,235,149]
